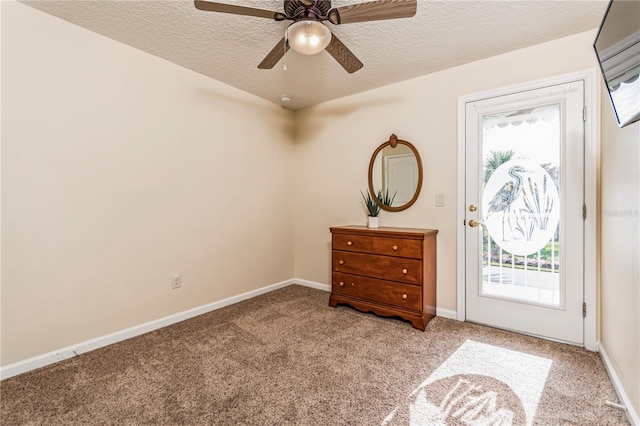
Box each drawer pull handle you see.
[402,294,408,300]
[339,282,345,287]
[351,283,355,286]
[347,241,353,246]
[402,268,408,274]
[392,245,398,251]
[339,260,345,265]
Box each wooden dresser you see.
[329,225,438,331]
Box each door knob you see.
[468,219,484,228]
[468,204,477,212]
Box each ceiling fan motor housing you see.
[284,0,333,21]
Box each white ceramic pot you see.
[368,216,379,229]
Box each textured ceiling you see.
[22,0,609,110]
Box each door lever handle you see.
[468,219,484,228]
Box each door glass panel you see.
[480,104,561,307]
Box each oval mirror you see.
[368,134,423,212]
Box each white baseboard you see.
[1,278,304,380]
[436,307,457,320]
[292,278,331,292]
[599,342,640,425]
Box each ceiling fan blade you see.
[329,0,416,24]
[194,1,286,20]
[325,33,363,74]
[258,37,290,69]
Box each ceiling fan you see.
[194,0,417,73]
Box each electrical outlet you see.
[172,273,182,289]
[436,193,446,207]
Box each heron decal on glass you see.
[483,159,561,257]
[486,165,529,242]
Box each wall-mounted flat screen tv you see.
[593,0,640,128]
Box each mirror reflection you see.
[368,134,423,212]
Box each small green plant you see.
[361,190,380,217]
[361,189,397,217]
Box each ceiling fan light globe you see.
[287,20,331,55]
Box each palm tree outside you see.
[483,149,514,183]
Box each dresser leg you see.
[409,317,427,331]
[328,295,338,308]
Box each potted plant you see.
[361,190,380,228]
[361,189,396,229]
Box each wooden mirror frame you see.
[368,134,423,212]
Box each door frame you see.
[456,69,599,351]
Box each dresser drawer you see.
[332,233,372,253]
[332,251,422,285]
[332,272,421,311]
[371,237,422,259]
[333,234,422,259]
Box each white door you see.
[465,81,585,345]
[385,154,419,206]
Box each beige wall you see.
[1,2,295,365]
[600,95,640,414]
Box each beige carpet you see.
[0,285,630,425]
